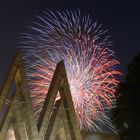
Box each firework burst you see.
[20,10,121,132]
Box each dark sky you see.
[0,0,140,86]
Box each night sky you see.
[0,0,140,86]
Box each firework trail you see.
[21,10,121,132]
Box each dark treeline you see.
[111,53,140,140]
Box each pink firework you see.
[21,10,121,132]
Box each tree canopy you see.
[112,53,140,140]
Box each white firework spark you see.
[20,10,121,132]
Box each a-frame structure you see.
[0,53,83,140]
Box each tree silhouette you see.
[112,53,140,140]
